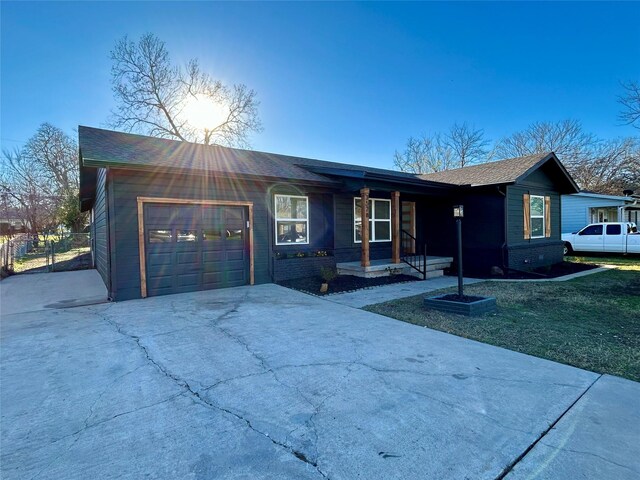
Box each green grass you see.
[365,259,640,382]
[567,254,640,267]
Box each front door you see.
[401,201,416,254]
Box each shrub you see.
[320,266,337,283]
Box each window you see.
[606,224,621,235]
[227,229,243,241]
[203,228,222,241]
[524,194,551,239]
[275,195,309,245]
[354,197,391,243]
[579,225,603,236]
[530,195,545,238]
[148,229,172,243]
[177,229,198,242]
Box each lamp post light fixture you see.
[453,205,464,297]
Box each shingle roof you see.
[79,126,441,186]
[418,153,554,186]
[79,126,336,185]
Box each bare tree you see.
[618,81,640,130]
[394,123,489,173]
[0,149,58,235]
[110,33,262,147]
[0,124,87,234]
[445,122,489,167]
[492,119,640,194]
[569,138,639,194]
[23,123,78,195]
[393,134,457,174]
[492,119,596,168]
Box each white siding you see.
[561,194,627,233]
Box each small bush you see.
[320,266,337,283]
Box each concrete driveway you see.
[1,276,638,479]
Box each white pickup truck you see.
[562,222,640,255]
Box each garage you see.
[142,201,252,297]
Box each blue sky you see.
[2,1,639,168]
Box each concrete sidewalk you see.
[324,275,483,308]
[0,269,108,315]
[506,374,640,479]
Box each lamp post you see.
[453,205,464,298]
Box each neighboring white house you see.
[561,192,639,233]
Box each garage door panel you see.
[226,270,246,285]
[147,275,174,289]
[145,203,249,297]
[203,271,224,284]
[176,273,200,287]
[176,251,199,265]
[225,250,246,262]
[145,205,175,223]
[225,207,244,221]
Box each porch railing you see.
[400,229,426,279]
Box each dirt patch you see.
[278,274,418,295]
[18,252,92,274]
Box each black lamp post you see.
[453,205,464,298]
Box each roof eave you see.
[81,157,339,187]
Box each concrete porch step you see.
[336,257,453,279]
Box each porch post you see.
[360,187,370,267]
[391,191,400,263]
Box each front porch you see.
[337,256,453,279]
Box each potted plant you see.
[319,266,337,294]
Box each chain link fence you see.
[1,233,91,276]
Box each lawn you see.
[365,258,640,382]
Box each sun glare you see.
[183,94,228,131]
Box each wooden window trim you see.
[523,193,531,240]
[137,196,254,298]
[526,194,547,240]
[544,196,552,238]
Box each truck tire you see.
[563,242,573,256]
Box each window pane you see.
[149,229,172,243]
[203,229,222,241]
[227,229,244,241]
[581,225,603,235]
[177,230,198,242]
[276,221,307,243]
[606,224,621,235]
[291,197,307,219]
[276,195,308,220]
[374,221,391,241]
[354,221,362,242]
[375,200,390,220]
[531,218,544,237]
[530,196,544,216]
[354,198,362,221]
[275,196,292,218]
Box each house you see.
[561,192,639,233]
[78,126,579,301]
[419,154,579,274]
[0,206,28,235]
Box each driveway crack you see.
[101,310,330,479]
[493,373,603,480]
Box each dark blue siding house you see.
[78,126,579,301]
